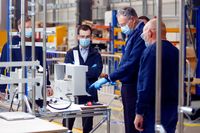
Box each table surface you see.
[0,117,67,133]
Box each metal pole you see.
[9,0,13,63]
[76,0,80,25]
[107,109,111,133]
[31,0,36,114]
[90,119,107,133]
[129,0,132,7]
[143,0,148,16]
[186,60,191,106]
[175,0,178,16]
[153,0,155,16]
[155,0,162,132]
[21,0,26,112]
[107,0,111,11]
[178,0,185,133]
[42,0,47,111]
[52,0,56,23]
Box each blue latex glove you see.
[89,78,108,90]
[110,81,116,85]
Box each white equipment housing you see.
[9,67,44,101]
[53,63,89,101]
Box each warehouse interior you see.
[0,0,200,133]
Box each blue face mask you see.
[140,33,151,47]
[25,31,32,38]
[144,41,151,47]
[79,38,91,47]
[121,24,132,35]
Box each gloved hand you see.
[110,81,116,85]
[89,78,108,90]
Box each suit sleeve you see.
[136,48,155,115]
[64,50,74,64]
[109,39,145,81]
[46,69,51,85]
[86,53,103,79]
[0,43,8,92]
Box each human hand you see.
[47,86,54,96]
[0,92,6,101]
[89,78,108,90]
[110,81,116,85]
[134,114,144,132]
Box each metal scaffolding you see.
[4,0,48,113]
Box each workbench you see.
[0,117,67,133]
[43,104,111,133]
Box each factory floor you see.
[0,93,199,133]
[51,95,200,133]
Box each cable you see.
[47,95,72,110]
[184,112,200,123]
[183,107,200,123]
[16,101,21,111]
[9,88,18,112]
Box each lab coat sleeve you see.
[136,48,156,115]
[109,38,145,81]
[86,53,103,79]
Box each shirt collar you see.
[128,21,143,37]
[79,45,89,51]
[135,20,143,30]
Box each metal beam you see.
[30,0,36,114]
[143,0,148,16]
[9,0,13,63]
[0,61,40,67]
[43,0,47,111]
[155,0,162,132]
[178,0,185,133]
[21,0,26,112]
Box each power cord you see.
[47,95,72,110]
[16,101,21,111]
[9,89,18,112]
[183,107,200,123]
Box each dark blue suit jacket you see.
[64,45,103,102]
[136,40,179,115]
[109,22,146,85]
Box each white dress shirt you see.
[79,45,89,62]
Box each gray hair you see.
[117,7,138,19]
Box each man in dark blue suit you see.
[90,7,146,133]
[134,19,179,133]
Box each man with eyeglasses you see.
[63,25,103,133]
[90,7,146,133]
[134,18,178,133]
